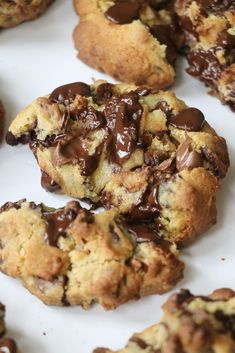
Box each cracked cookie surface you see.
[73,0,184,89]
[175,0,235,111]
[94,288,235,353]
[0,303,18,353]
[0,200,184,309]
[0,0,54,28]
[6,80,229,245]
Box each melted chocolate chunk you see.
[129,184,160,221]
[0,338,17,353]
[156,157,176,173]
[150,25,177,64]
[49,82,91,104]
[169,108,205,131]
[155,101,173,118]
[176,138,203,172]
[95,83,114,105]
[41,171,60,192]
[125,222,170,251]
[51,138,103,176]
[43,202,82,247]
[187,49,223,85]
[105,2,140,24]
[104,92,143,165]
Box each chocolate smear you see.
[104,92,143,165]
[43,202,82,247]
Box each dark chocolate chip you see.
[49,82,91,104]
[169,108,205,131]
[105,2,140,24]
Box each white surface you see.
[0,1,235,352]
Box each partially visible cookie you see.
[94,288,235,353]
[175,0,235,111]
[73,0,184,89]
[0,200,184,309]
[0,303,18,353]
[0,100,4,140]
[6,80,229,244]
[0,0,54,28]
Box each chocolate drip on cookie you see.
[43,201,82,246]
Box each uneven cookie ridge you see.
[73,0,184,89]
[175,0,235,111]
[6,80,229,245]
[0,200,184,309]
[94,288,235,353]
[0,0,54,28]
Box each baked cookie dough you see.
[94,288,235,353]
[0,303,18,353]
[0,100,4,140]
[0,199,184,309]
[73,0,184,89]
[175,0,235,111]
[6,80,229,245]
[0,0,54,28]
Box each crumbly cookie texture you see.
[0,100,4,140]
[175,0,235,111]
[0,199,184,309]
[73,0,184,89]
[0,0,54,28]
[94,288,235,353]
[0,303,18,353]
[6,80,229,245]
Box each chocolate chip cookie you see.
[73,0,184,89]
[0,303,18,353]
[0,100,4,140]
[0,199,184,309]
[6,80,229,245]
[175,0,235,111]
[94,288,235,353]
[0,0,54,28]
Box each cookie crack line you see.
[0,200,184,309]
[6,80,229,246]
[73,0,235,111]
[93,288,235,353]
